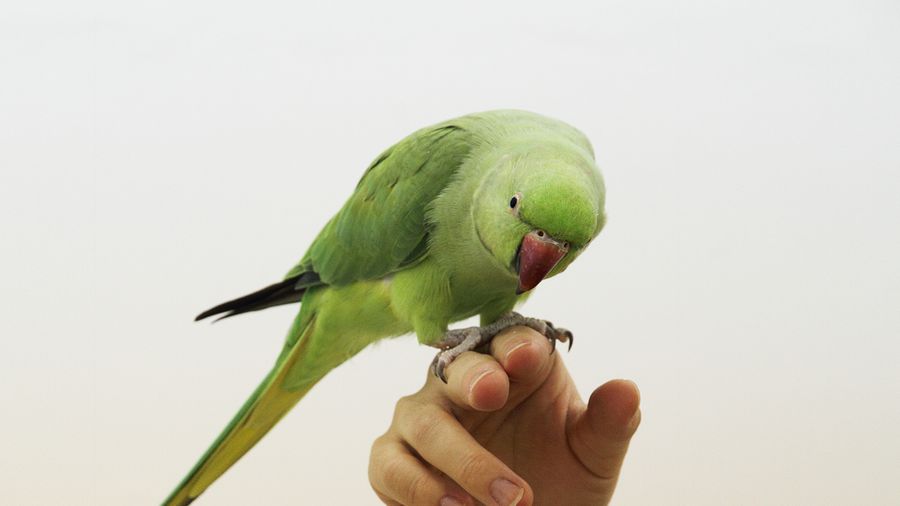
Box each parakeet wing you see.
[286,122,473,285]
[195,121,473,322]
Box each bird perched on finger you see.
[164,109,606,505]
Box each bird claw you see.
[429,313,574,381]
[430,353,448,383]
[430,327,482,383]
[430,347,460,383]
[542,320,573,354]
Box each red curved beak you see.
[516,230,568,294]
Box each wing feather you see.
[286,122,474,285]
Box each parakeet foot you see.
[430,312,573,382]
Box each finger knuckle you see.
[393,395,420,419]
[456,450,490,485]
[377,458,431,505]
[403,472,430,505]
[378,457,404,488]
[368,444,386,483]
[369,435,388,459]
[406,407,445,445]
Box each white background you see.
[2,1,898,504]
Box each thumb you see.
[570,379,641,484]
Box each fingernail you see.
[440,495,466,506]
[504,341,529,361]
[490,478,524,506]
[468,368,495,401]
[627,407,642,431]
[622,379,640,395]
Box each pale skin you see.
[369,327,641,506]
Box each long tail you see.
[163,315,320,506]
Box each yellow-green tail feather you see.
[163,316,319,506]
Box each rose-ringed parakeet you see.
[164,110,606,505]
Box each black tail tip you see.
[194,309,219,322]
[195,309,237,323]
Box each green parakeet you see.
[164,110,606,505]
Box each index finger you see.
[435,351,510,412]
[430,327,555,414]
[489,327,554,384]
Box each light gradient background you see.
[2,1,898,504]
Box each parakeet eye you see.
[509,192,522,212]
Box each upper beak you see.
[515,230,569,294]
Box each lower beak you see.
[516,230,568,294]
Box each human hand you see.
[369,327,641,505]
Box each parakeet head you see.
[474,141,606,293]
